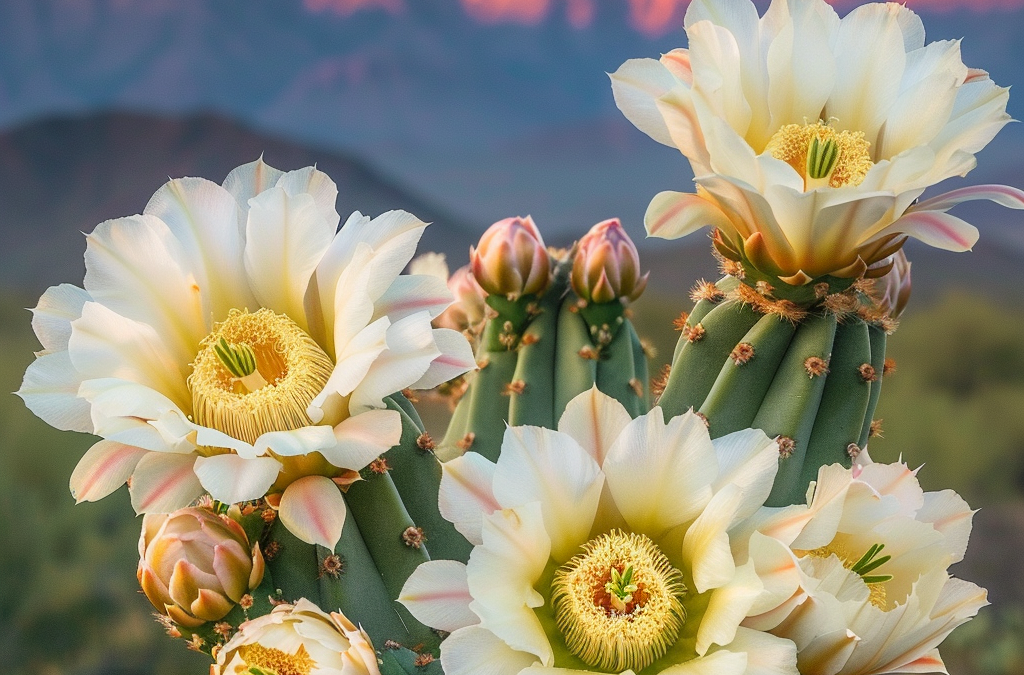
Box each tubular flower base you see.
[737,453,986,675]
[401,388,799,675]
[18,157,475,549]
[611,0,1024,297]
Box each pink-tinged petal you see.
[917,490,975,564]
[411,328,477,391]
[30,283,90,353]
[557,387,631,467]
[193,454,282,504]
[661,48,692,83]
[221,156,284,217]
[399,560,477,632]
[191,588,234,622]
[797,629,860,675]
[70,440,148,503]
[144,176,258,320]
[879,210,979,252]
[609,57,680,149]
[17,351,91,433]
[746,531,803,616]
[373,274,453,323]
[890,649,947,674]
[439,452,500,546]
[645,191,733,241]
[129,452,203,514]
[910,184,1024,214]
[322,409,402,470]
[212,543,252,601]
[167,558,202,608]
[165,603,205,629]
[244,186,336,326]
[249,543,265,589]
[278,475,347,549]
[350,312,440,413]
[440,626,539,675]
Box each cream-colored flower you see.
[737,453,985,675]
[411,253,489,338]
[400,388,798,675]
[612,0,1024,290]
[138,507,264,628]
[19,158,475,549]
[214,599,381,675]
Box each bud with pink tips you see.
[571,218,649,305]
[470,215,551,299]
[137,507,265,628]
[438,264,488,335]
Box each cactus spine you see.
[658,275,895,506]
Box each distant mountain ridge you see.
[0,111,475,296]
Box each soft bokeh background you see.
[2,0,1023,672]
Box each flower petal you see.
[725,626,798,675]
[30,283,90,353]
[129,452,203,514]
[557,386,632,467]
[399,560,478,632]
[610,57,680,148]
[492,426,603,563]
[682,484,743,593]
[645,191,734,241]
[221,156,284,216]
[278,475,347,549]
[373,274,453,323]
[253,426,338,459]
[917,489,975,564]
[69,440,148,503]
[321,409,403,470]
[440,452,500,546]
[877,210,979,252]
[350,312,441,413]
[274,165,341,232]
[696,560,763,656]
[412,328,477,391]
[17,350,91,433]
[910,183,1024,214]
[658,650,748,675]
[711,427,778,523]
[193,454,282,504]
[440,626,539,675]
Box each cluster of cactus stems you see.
[439,223,652,462]
[166,393,452,674]
[656,254,902,507]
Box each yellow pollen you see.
[799,543,890,610]
[238,643,316,675]
[551,530,686,672]
[766,120,873,190]
[189,308,334,445]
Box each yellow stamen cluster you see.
[551,530,686,672]
[766,120,873,190]
[238,643,316,675]
[189,308,334,445]
[798,543,890,609]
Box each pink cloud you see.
[303,0,404,17]
[460,0,551,24]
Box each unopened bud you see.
[471,216,551,299]
[435,264,488,333]
[571,218,649,304]
[872,250,912,319]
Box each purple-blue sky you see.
[1,0,1023,245]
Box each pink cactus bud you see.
[138,507,264,628]
[470,216,551,299]
[571,218,649,304]
[873,250,912,319]
[435,264,488,334]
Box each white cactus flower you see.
[611,0,1024,294]
[400,388,799,675]
[737,453,985,675]
[19,158,475,549]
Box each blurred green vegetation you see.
[2,288,1023,674]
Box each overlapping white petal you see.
[402,389,794,675]
[18,157,473,548]
[611,0,1020,284]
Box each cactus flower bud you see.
[873,250,912,319]
[471,216,551,299]
[571,218,649,304]
[138,507,264,628]
[436,264,488,334]
[214,599,381,675]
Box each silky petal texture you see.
[492,426,603,563]
[129,452,204,514]
[320,409,402,470]
[193,454,283,504]
[79,379,192,453]
[143,176,257,319]
[604,408,717,538]
[557,387,632,466]
[244,186,335,327]
[372,274,452,323]
[726,626,799,675]
[610,57,680,148]
[911,183,1024,214]
[83,214,207,368]
[441,626,539,675]
[917,490,974,564]
[645,191,733,240]
[309,315,390,421]
[31,283,90,353]
[696,560,764,656]
[412,328,478,391]
[659,650,748,675]
[399,560,477,633]
[440,452,500,546]
[17,350,92,433]
[253,426,338,459]
[683,484,744,593]
[350,312,440,412]
[765,0,837,134]
[274,165,342,232]
[69,440,148,503]
[876,209,979,252]
[69,302,190,410]
[711,428,778,523]
[278,475,347,549]
[889,649,946,674]
[221,156,284,217]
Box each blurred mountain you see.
[0,111,475,296]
